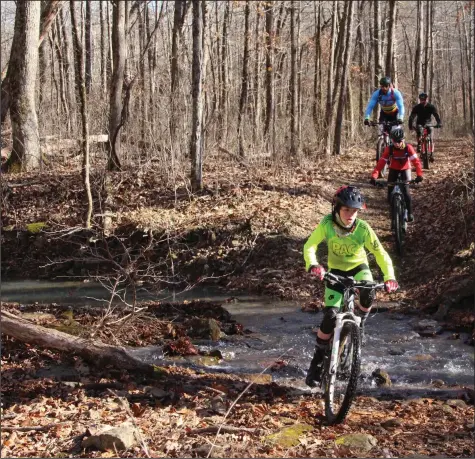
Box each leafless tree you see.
[333,1,355,155]
[190,0,207,191]
[7,1,41,172]
[107,0,126,171]
[237,0,250,158]
[70,0,93,228]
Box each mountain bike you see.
[416,124,440,170]
[376,179,418,256]
[319,272,385,425]
[367,120,401,177]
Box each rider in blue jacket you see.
[364,77,405,135]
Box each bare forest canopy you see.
[1,1,474,181]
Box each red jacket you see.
[371,143,423,178]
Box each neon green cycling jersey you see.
[303,214,395,281]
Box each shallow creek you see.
[2,280,474,396]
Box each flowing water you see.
[2,280,474,395]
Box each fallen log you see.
[1,311,154,374]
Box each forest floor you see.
[1,135,474,457]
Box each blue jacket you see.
[364,88,405,119]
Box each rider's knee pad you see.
[320,307,339,335]
[360,289,375,309]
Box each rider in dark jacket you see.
[408,92,442,153]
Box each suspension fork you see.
[329,310,361,375]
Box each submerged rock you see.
[372,369,392,387]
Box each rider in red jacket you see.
[370,127,423,223]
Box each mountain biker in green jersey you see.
[303,186,398,387]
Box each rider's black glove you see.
[397,118,403,124]
[370,178,376,186]
[415,176,423,183]
[364,119,370,126]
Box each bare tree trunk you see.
[373,0,382,86]
[85,0,92,93]
[138,2,147,157]
[385,0,396,77]
[428,0,435,98]
[190,0,206,191]
[312,1,322,130]
[1,311,153,373]
[459,1,474,132]
[357,0,365,121]
[38,33,47,110]
[218,0,230,142]
[289,0,298,157]
[59,7,76,132]
[252,1,262,145]
[324,0,337,156]
[413,0,424,102]
[331,6,346,108]
[52,17,71,132]
[456,5,467,121]
[7,1,41,172]
[264,1,275,155]
[70,0,93,228]
[333,1,355,155]
[169,0,188,141]
[237,0,250,158]
[100,0,107,94]
[1,0,65,127]
[423,0,430,91]
[48,33,60,124]
[392,6,399,87]
[107,0,126,171]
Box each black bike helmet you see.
[419,92,428,99]
[379,76,391,86]
[332,186,366,210]
[390,127,405,142]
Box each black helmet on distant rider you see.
[390,127,405,142]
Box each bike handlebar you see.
[367,120,401,127]
[324,272,385,291]
[374,179,419,188]
[416,124,441,128]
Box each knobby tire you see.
[324,322,362,425]
[393,197,405,256]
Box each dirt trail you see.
[1,136,473,458]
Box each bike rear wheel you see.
[393,196,405,256]
[324,322,362,425]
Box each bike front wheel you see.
[324,322,362,425]
[393,196,405,256]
